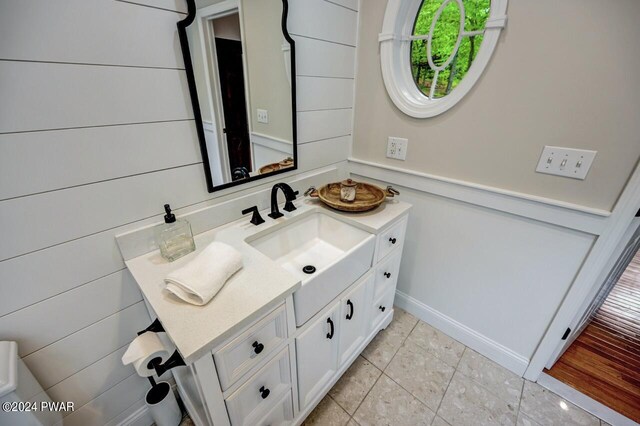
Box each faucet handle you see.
[304,186,318,197]
[385,186,400,197]
[241,206,265,226]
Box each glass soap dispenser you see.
[154,204,196,262]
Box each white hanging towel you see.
[164,242,243,305]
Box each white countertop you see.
[125,198,411,364]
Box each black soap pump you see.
[153,204,196,261]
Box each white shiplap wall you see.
[0,0,357,424]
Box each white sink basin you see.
[247,211,375,326]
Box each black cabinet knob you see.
[259,386,270,399]
[379,305,386,312]
[383,272,391,278]
[389,237,397,244]
[252,341,264,354]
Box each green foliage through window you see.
[411,0,490,98]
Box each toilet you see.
[0,341,63,426]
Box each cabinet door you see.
[338,273,373,365]
[295,302,340,410]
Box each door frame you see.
[545,216,640,368]
[214,37,253,176]
[524,161,640,380]
[195,0,254,182]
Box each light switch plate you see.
[535,146,597,180]
[387,137,408,160]
[257,109,268,124]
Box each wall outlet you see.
[257,109,268,124]
[535,146,597,180]
[387,137,408,160]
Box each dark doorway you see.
[215,37,252,180]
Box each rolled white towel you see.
[164,242,243,306]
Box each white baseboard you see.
[394,290,530,376]
[106,399,152,426]
[537,373,639,426]
[120,405,151,426]
[112,382,182,426]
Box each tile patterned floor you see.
[303,307,609,426]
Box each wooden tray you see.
[258,158,294,175]
[305,181,399,212]
[258,163,281,174]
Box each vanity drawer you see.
[373,249,401,301]
[375,216,408,263]
[251,390,294,426]
[225,346,292,426]
[214,303,288,391]
[370,288,395,333]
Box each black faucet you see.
[268,183,299,219]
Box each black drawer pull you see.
[346,299,354,320]
[383,272,391,279]
[259,386,270,399]
[389,237,397,244]
[379,305,386,312]
[326,317,334,339]
[252,341,264,354]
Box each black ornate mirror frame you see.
[177,0,298,192]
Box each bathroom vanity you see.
[124,197,411,426]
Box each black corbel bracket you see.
[148,350,186,377]
[137,318,165,336]
[137,319,186,376]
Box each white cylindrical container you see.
[145,382,182,426]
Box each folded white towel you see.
[164,242,243,306]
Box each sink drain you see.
[302,265,316,274]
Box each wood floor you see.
[546,250,640,423]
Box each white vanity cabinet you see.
[172,298,299,426]
[295,271,373,409]
[124,201,411,426]
[293,215,408,418]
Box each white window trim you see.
[379,0,508,118]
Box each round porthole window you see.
[379,0,508,118]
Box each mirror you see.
[178,0,297,192]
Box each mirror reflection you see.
[186,0,296,190]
